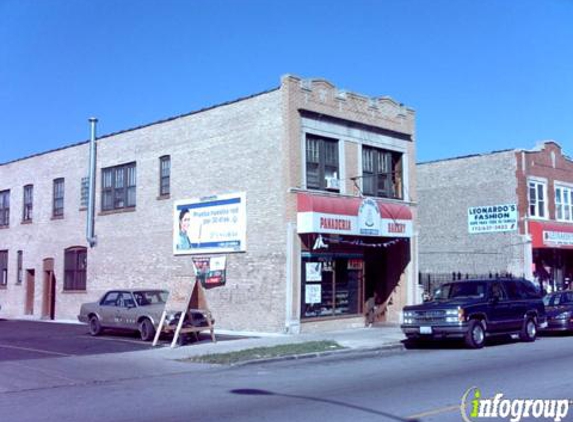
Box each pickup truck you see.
[401,278,547,348]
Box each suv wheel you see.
[465,319,486,349]
[519,317,537,342]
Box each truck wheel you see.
[89,315,102,336]
[139,319,156,342]
[519,317,537,342]
[465,319,485,349]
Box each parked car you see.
[77,289,211,341]
[401,278,547,348]
[543,290,573,332]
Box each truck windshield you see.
[435,282,486,299]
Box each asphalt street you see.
[0,319,235,361]
[2,327,572,422]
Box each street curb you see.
[231,342,406,366]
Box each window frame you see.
[64,247,87,291]
[16,250,22,285]
[555,184,573,223]
[361,145,404,199]
[305,134,340,192]
[22,184,33,223]
[0,250,7,287]
[53,178,65,218]
[101,162,136,211]
[0,190,9,228]
[159,155,171,197]
[528,179,548,219]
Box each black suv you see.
[401,278,547,348]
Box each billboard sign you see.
[174,192,246,255]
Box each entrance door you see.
[42,258,56,320]
[25,269,35,315]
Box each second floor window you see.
[362,146,403,199]
[53,178,65,217]
[159,155,171,196]
[0,190,9,227]
[528,180,547,219]
[556,185,573,222]
[22,184,33,222]
[306,134,339,191]
[102,162,136,211]
[80,176,89,209]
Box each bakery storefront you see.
[529,221,573,291]
[297,193,413,325]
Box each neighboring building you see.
[0,75,417,333]
[418,141,573,293]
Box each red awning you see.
[297,193,412,220]
[529,221,573,249]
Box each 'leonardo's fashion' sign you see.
[468,204,517,234]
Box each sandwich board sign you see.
[152,276,215,348]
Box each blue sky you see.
[1,0,572,164]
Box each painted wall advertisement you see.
[468,204,518,234]
[174,192,246,255]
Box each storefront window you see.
[301,257,363,319]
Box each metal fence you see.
[418,272,523,297]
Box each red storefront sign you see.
[297,193,413,237]
[529,221,573,249]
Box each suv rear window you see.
[504,280,542,299]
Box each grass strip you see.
[186,340,344,365]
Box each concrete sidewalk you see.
[144,323,407,362]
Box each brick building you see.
[418,141,573,293]
[0,75,417,333]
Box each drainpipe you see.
[86,117,98,248]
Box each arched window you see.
[64,247,87,291]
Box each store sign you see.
[192,256,227,289]
[468,204,517,234]
[544,231,573,246]
[174,192,246,255]
[297,195,412,238]
[358,198,381,236]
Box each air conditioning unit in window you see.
[326,176,341,190]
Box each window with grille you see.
[101,162,136,211]
[528,180,547,219]
[159,155,170,196]
[22,184,33,222]
[0,190,9,227]
[64,247,87,291]
[0,251,7,287]
[305,134,339,191]
[555,185,573,222]
[362,146,403,199]
[53,178,65,217]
